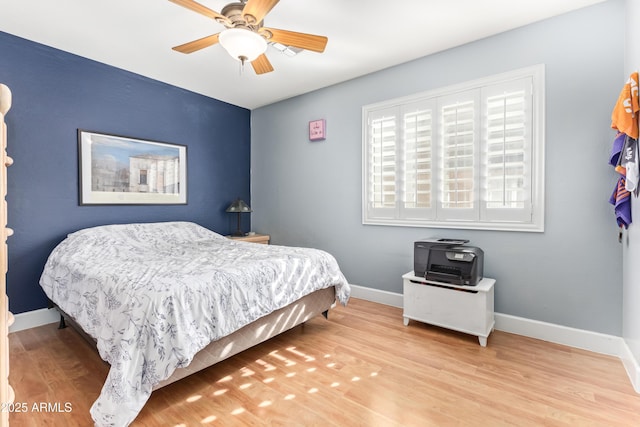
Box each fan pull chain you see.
[239,56,248,76]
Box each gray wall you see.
[623,0,640,371]
[251,1,625,335]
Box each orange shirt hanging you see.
[611,71,639,139]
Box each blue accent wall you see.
[0,31,251,314]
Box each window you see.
[139,169,148,185]
[362,65,544,232]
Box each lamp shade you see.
[226,198,252,213]
[218,28,267,62]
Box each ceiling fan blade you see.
[263,28,327,53]
[169,0,226,21]
[251,54,274,74]
[242,0,279,25]
[172,33,220,54]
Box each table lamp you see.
[226,198,252,236]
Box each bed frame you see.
[52,285,337,390]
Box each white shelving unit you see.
[402,271,495,346]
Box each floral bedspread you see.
[39,221,350,426]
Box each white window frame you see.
[362,65,545,232]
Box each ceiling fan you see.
[169,0,328,75]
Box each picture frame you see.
[78,129,187,205]
[309,119,326,141]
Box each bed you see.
[39,221,350,427]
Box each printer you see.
[414,238,484,286]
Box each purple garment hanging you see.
[610,132,626,166]
[610,176,632,228]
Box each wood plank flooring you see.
[8,298,640,426]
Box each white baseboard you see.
[494,313,623,357]
[621,339,640,393]
[350,284,624,357]
[9,307,59,333]
[349,284,403,308]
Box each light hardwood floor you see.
[8,298,640,426]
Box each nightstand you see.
[227,233,270,244]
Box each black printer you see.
[414,238,484,286]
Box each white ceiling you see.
[0,0,605,110]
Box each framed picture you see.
[78,129,187,205]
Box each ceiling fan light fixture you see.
[218,28,267,63]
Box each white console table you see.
[402,271,495,346]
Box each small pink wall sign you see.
[309,119,326,141]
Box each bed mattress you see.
[39,221,350,426]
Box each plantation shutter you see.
[401,100,435,219]
[366,107,399,219]
[437,91,480,221]
[481,78,533,222]
[362,65,544,231]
